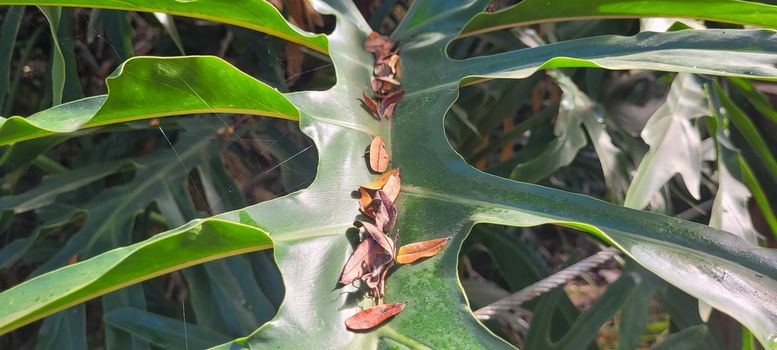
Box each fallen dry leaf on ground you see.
[396,237,451,264]
[369,136,389,172]
[345,303,405,331]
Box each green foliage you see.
[1,0,777,349]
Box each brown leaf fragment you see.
[396,237,451,264]
[379,89,405,119]
[358,187,375,216]
[345,303,405,331]
[340,237,393,285]
[369,136,389,173]
[387,54,400,75]
[370,190,397,234]
[364,264,390,299]
[377,75,401,86]
[381,172,401,202]
[362,92,380,120]
[373,63,392,77]
[361,168,400,190]
[370,77,395,96]
[354,220,395,256]
[364,32,396,59]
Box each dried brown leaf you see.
[361,168,400,190]
[340,237,393,285]
[363,32,396,59]
[377,75,401,86]
[362,92,380,120]
[358,187,375,216]
[355,220,395,256]
[379,89,404,119]
[395,237,451,264]
[387,54,400,75]
[381,172,401,202]
[373,63,392,77]
[369,136,389,173]
[345,303,405,331]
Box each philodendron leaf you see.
[624,73,709,209]
[2,0,777,349]
[0,0,328,53]
[0,56,299,146]
[461,0,777,37]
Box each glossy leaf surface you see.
[0,56,298,145]
[462,0,777,36]
[1,0,777,348]
[0,0,328,53]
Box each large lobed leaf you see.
[0,0,328,53]
[2,0,777,348]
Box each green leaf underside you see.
[0,0,328,53]
[461,0,777,37]
[0,56,299,146]
[2,0,777,349]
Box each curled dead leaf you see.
[363,32,396,60]
[354,220,395,257]
[377,75,401,86]
[369,136,389,173]
[340,237,393,285]
[362,92,380,120]
[379,89,405,119]
[345,303,405,331]
[395,237,451,264]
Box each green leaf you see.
[0,5,23,112]
[624,73,708,209]
[453,30,777,86]
[0,218,272,334]
[461,0,777,37]
[3,0,777,348]
[37,6,65,106]
[0,56,299,146]
[0,0,328,53]
[104,307,231,349]
[707,84,760,243]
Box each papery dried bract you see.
[396,237,451,264]
[345,303,405,331]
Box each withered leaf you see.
[369,136,389,173]
[364,264,390,299]
[363,32,396,59]
[373,63,392,77]
[377,75,401,86]
[358,187,374,216]
[340,237,393,285]
[395,237,451,264]
[370,190,397,234]
[354,220,395,256]
[387,54,400,75]
[362,168,400,190]
[382,172,401,202]
[345,303,405,331]
[362,92,380,120]
[379,89,405,119]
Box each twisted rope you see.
[474,247,620,320]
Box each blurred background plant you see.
[0,1,775,349]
